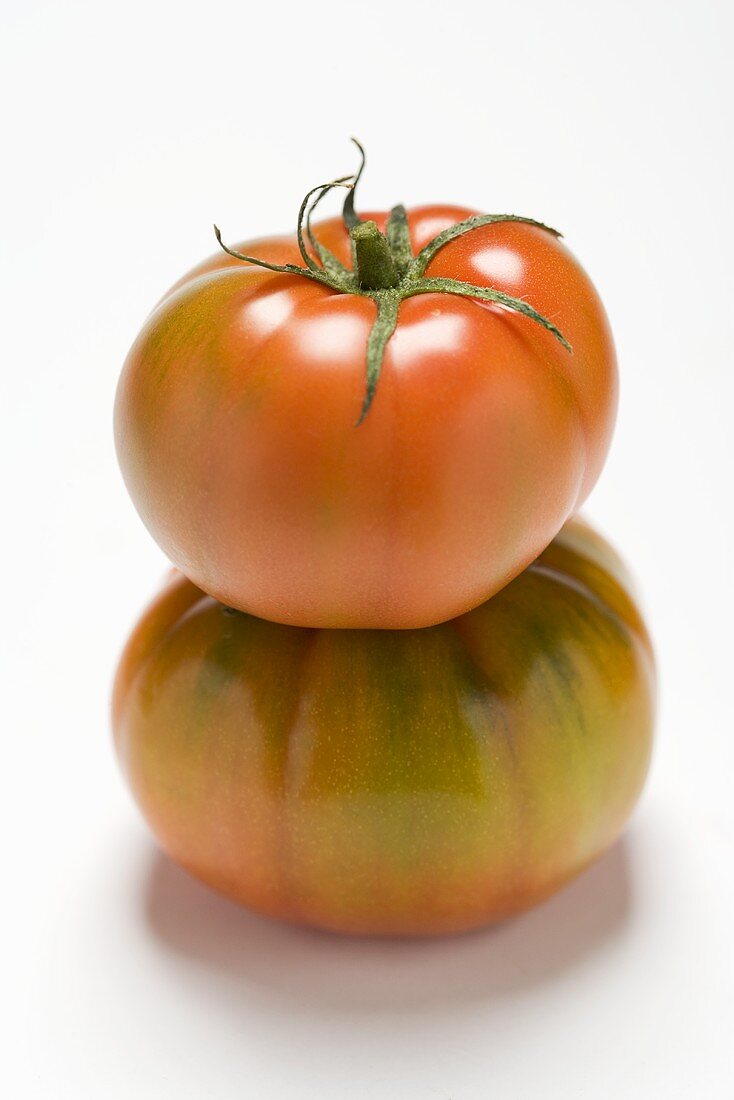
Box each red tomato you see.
[113,518,654,937]
[115,171,616,628]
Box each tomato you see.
[114,159,617,629]
[112,518,654,937]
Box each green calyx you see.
[214,139,572,423]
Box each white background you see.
[2,1,732,1096]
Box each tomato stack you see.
[113,147,655,935]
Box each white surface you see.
[2,1,732,1096]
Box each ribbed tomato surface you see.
[113,519,654,936]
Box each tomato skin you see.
[113,519,654,937]
[114,206,617,629]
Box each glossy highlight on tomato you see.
[112,518,654,937]
[114,191,617,629]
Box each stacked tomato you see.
[113,146,655,935]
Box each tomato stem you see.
[351,221,401,291]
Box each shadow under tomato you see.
[142,837,634,1013]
